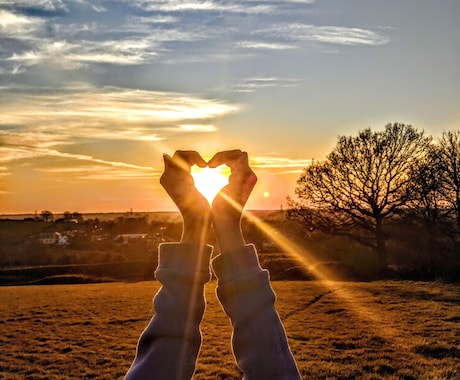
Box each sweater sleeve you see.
[212,244,301,380]
[125,243,213,380]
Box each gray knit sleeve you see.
[212,245,301,380]
[125,243,213,380]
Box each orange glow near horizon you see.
[0,168,297,215]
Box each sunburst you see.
[191,165,230,204]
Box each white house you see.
[57,234,70,245]
[38,232,61,245]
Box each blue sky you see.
[0,0,459,213]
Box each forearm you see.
[212,245,301,380]
[125,243,213,380]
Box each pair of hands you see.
[160,150,257,252]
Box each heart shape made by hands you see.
[191,164,230,204]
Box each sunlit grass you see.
[1,281,458,379]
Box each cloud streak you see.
[256,23,389,46]
[7,39,160,68]
[0,144,156,171]
[37,162,161,181]
[232,77,302,93]
[0,84,239,132]
[251,156,312,169]
[236,41,297,51]
[128,0,273,14]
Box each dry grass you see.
[1,281,459,379]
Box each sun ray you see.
[178,212,210,380]
[218,192,421,355]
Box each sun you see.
[191,165,230,204]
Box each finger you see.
[172,150,207,171]
[207,149,245,168]
[162,153,173,171]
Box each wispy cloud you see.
[126,15,179,26]
[7,39,160,68]
[304,25,389,45]
[0,144,155,171]
[128,0,273,14]
[0,9,45,36]
[37,163,161,181]
[91,4,107,13]
[236,41,296,50]
[251,156,312,169]
[233,77,302,93]
[178,124,217,132]
[257,23,390,46]
[0,83,239,131]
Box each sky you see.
[0,0,459,214]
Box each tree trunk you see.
[456,189,460,232]
[375,217,387,267]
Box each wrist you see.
[181,217,210,245]
[213,222,245,252]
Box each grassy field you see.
[1,281,459,379]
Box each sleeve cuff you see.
[211,244,264,284]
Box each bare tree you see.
[289,123,431,265]
[405,146,446,271]
[404,130,460,276]
[437,130,460,231]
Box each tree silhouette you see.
[71,211,83,223]
[289,123,431,265]
[437,130,460,231]
[409,144,445,224]
[40,210,54,222]
[405,144,446,272]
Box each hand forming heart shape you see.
[161,150,257,214]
